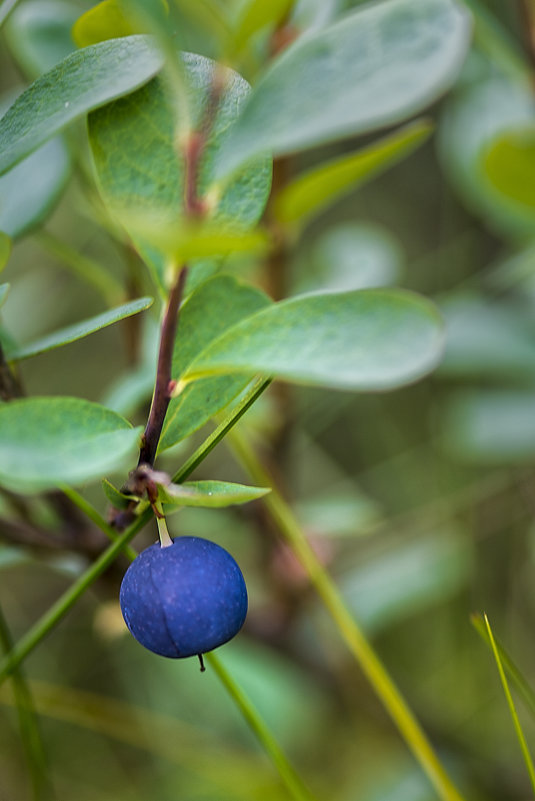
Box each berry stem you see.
[155,502,173,548]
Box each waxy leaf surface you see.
[89,53,271,290]
[0,397,142,492]
[160,480,270,508]
[274,120,432,225]
[0,136,70,239]
[215,0,471,178]
[0,35,164,176]
[184,289,444,390]
[4,0,78,77]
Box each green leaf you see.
[438,67,535,239]
[4,0,78,78]
[159,275,271,451]
[0,35,164,176]
[227,0,295,57]
[438,293,535,380]
[274,120,432,225]
[0,136,70,239]
[116,214,269,262]
[5,296,153,362]
[442,390,535,464]
[159,479,270,508]
[302,222,403,294]
[483,614,535,794]
[483,129,535,211]
[0,232,11,271]
[183,289,444,391]
[214,0,471,179]
[72,0,167,47]
[88,53,271,291]
[0,397,142,493]
[0,0,21,27]
[0,283,9,308]
[102,478,137,509]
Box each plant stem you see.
[228,427,467,801]
[0,603,53,801]
[206,652,318,801]
[60,486,138,562]
[139,266,188,467]
[0,342,23,400]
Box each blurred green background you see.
[2,1,535,799]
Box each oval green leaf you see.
[4,0,78,78]
[183,289,444,390]
[295,222,403,294]
[159,480,270,508]
[215,0,471,179]
[483,129,535,211]
[0,397,142,493]
[438,69,535,238]
[0,35,164,176]
[88,53,271,290]
[0,135,71,239]
[274,120,432,225]
[72,0,165,47]
[442,390,535,464]
[5,296,153,362]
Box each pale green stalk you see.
[471,612,535,718]
[61,486,139,562]
[229,427,467,801]
[0,603,53,800]
[484,613,535,795]
[206,652,318,801]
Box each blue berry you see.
[119,536,248,659]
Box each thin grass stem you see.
[228,426,467,801]
[0,603,54,800]
[483,613,535,795]
[206,652,319,801]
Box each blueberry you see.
[119,536,248,659]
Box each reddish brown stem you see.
[138,266,188,467]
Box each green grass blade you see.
[228,426,467,801]
[483,613,535,794]
[471,612,535,718]
[0,603,54,801]
[60,486,138,562]
[207,652,319,801]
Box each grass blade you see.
[0,603,54,800]
[483,613,535,794]
[207,652,318,801]
[229,426,467,801]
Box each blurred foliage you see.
[2,1,535,801]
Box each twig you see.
[0,342,23,400]
[138,266,188,467]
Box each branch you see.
[138,266,188,467]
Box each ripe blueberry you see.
[119,536,248,659]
